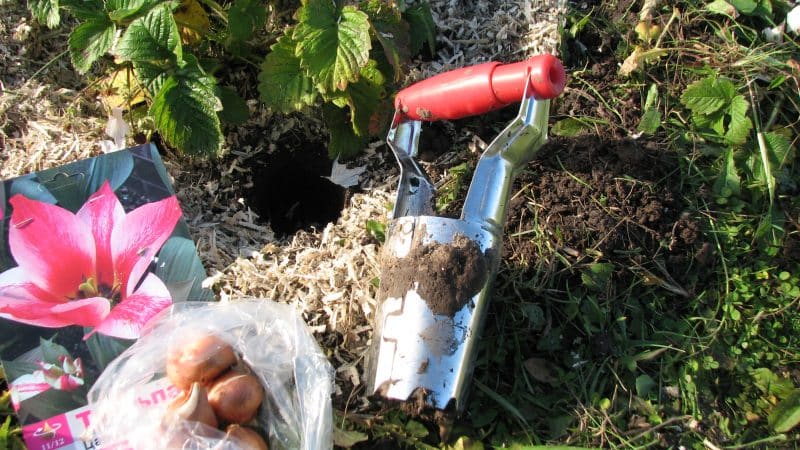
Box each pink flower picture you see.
[0,181,181,339]
[9,355,85,411]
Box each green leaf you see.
[447,437,484,450]
[680,76,729,116]
[404,419,429,438]
[763,131,792,168]
[0,416,11,449]
[637,108,661,135]
[706,0,738,16]
[68,18,116,73]
[522,303,545,331]
[9,175,58,204]
[150,57,222,156]
[363,0,409,81]
[713,148,741,200]
[342,59,386,137]
[769,389,800,433]
[61,0,106,20]
[552,117,606,137]
[155,236,213,302]
[36,150,134,211]
[635,374,657,397]
[15,387,87,423]
[227,0,267,52]
[724,95,752,145]
[752,367,795,398]
[85,333,131,370]
[366,219,385,243]
[333,426,369,448]
[28,0,60,28]
[258,34,317,113]
[643,83,658,110]
[581,262,614,291]
[39,337,72,364]
[134,60,170,95]
[729,0,758,14]
[323,103,368,159]
[403,2,436,55]
[216,86,249,125]
[293,0,371,93]
[117,3,182,63]
[107,0,159,21]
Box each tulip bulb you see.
[165,382,218,429]
[224,424,269,450]
[167,333,237,390]
[208,371,264,424]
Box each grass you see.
[351,1,800,448]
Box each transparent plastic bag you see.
[87,299,333,450]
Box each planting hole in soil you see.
[246,145,346,236]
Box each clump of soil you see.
[513,135,697,257]
[379,233,489,316]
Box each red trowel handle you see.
[394,54,566,122]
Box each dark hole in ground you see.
[247,145,346,236]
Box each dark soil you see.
[378,232,489,317]
[510,135,697,258]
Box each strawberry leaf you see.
[133,60,170,95]
[323,103,368,160]
[403,2,436,55]
[117,3,182,63]
[342,59,386,137]
[713,147,741,198]
[259,34,317,113]
[724,95,752,145]
[150,55,222,156]
[61,0,106,20]
[293,0,371,93]
[226,0,267,54]
[362,0,409,81]
[68,18,116,73]
[680,76,729,116]
[107,0,159,22]
[216,85,249,125]
[28,0,61,28]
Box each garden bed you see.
[2,0,799,448]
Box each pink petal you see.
[56,374,84,391]
[0,268,110,327]
[111,195,181,297]
[77,182,125,288]
[0,267,107,327]
[90,273,172,340]
[8,194,96,298]
[9,373,52,410]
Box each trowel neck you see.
[461,99,550,230]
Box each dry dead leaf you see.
[523,357,558,385]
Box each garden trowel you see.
[366,54,566,413]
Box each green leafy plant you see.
[680,74,753,146]
[259,0,435,158]
[27,0,436,158]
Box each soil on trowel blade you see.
[379,232,489,316]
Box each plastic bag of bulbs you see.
[87,300,333,450]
